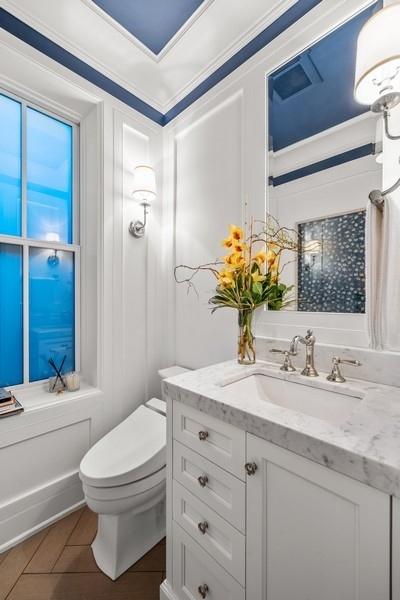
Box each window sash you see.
[0,88,80,387]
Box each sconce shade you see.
[132,165,157,204]
[354,3,400,106]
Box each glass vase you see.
[237,309,256,365]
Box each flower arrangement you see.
[175,216,299,364]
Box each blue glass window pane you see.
[29,247,75,382]
[27,108,73,243]
[0,244,23,387]
[0,95,22,236]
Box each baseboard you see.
[0,471,85,552]
[160,580,178,600]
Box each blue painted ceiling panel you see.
[268,1,382,152]
[92,0,204,55]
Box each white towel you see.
[380,193,400,351]
[366,198,384,349]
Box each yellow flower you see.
[231,253,245,269]
[219,268,234,280]
[232,242,247,254]
[253,251,267,265]
[229,224,243,241]
[252,272,265,283]
[266,249,277,267]
[268,257,279,284]
[221,236,233,249]
[218,269,235,288]
[223,253,243,268]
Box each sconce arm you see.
[383,110,400,141]
[369,175,400,210]
[129,202,150,237]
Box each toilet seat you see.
[83,465,166,503]
[80,405,166,488]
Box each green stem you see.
[238,309,256,365]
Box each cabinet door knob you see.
[198,584,209,598]
[197,475,209,488]
[198,430,209,441]
[245,462,258,476]
[198,520,209,534]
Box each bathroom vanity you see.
[160,361,400,600]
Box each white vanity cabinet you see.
[163,400,391,600]
[246,433,390,600]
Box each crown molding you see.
[161,0,298,112]
[1,0,298,113]
[80,0,216,63]
[0,0,164,112]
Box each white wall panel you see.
[121,124,150,418]
[174,93,243,367]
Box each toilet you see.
[79,366,188,580]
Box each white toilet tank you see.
[145,366,190,416]
[158,365,190,380]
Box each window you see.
[0,91,78,388]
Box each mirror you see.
[267,2,382,314]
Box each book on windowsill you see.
[0,396,16,407]
[0,397,24,418]
[0,387,13,403]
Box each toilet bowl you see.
[79,366,189,580]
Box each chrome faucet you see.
[289,329,318,377]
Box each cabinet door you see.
[246,434,390,600]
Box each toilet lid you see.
[79,406,166,488]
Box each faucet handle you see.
[270,349,296,372]
[327,356,362,383]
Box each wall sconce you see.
[46,232,60,266]
[129,165,157,237]
[303,239,321,271]
[354,3,400,208]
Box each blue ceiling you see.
[91,0,204,55]
[268,1,382,152]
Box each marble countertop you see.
[163,360,400,497]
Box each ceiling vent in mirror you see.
[271,53,322,102]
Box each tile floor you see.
[0,507,165,599]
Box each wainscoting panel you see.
[0,391,102,551]
[0,420,89,507]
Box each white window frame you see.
[0,87,80,388]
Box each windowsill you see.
[8,381,102,414]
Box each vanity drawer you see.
[173,401,246,480]
[172,522,245,600]
[173,441,245,532]
[173,480,245,586]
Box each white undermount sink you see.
[222,372,363,425]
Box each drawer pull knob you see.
[198,430,209,441]
[198,584,209,598]
[197,475,209,488]
[198,520,209,534]
[245,461,258,476]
